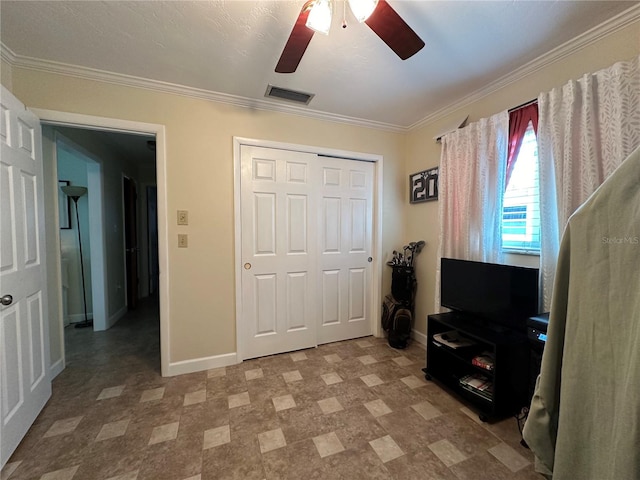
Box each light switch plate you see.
[177,210,189,225]
[178,234,188,248]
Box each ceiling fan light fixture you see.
[306,0,332,35]
[348,0,378,22]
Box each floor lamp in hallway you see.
[61,185,93,329]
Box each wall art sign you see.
[410,167,438,203]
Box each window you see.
[503,205,527,236]
[502,122,540,253]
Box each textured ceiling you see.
[1,1,637,129]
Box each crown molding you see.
[408,3,640,131]
[1,42,405,134]
[0,42,17,64]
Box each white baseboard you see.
[412,328,428,347]
[50,357,65,379]
[107,305,127,329]
[167,352,239,377]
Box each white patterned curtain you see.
[538,55,640,311]
[435,111,509,310]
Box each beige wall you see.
[405,20,640,338]
[8,69,406,365]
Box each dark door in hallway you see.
[123,176,138,310]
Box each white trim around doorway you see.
[31,109,171,377]
[232,137,384,362]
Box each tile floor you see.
[2,299,544,480]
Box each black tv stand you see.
[423,312,529,421]
[476,319,512,335]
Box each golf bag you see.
[391,266,416,305]
[382,266,416,349]
[388,307,412,349]
[381,294,402,332]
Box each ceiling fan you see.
[275,0,425,73]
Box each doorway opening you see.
[41,120,165,374]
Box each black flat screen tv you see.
[440,258,539,331]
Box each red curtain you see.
[506,102,539,187]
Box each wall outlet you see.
[177,210,189,225]
[178,234,188,248]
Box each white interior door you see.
[240,146,319,359]
[0,86,51,468]
[317,157,374,344]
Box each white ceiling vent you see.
[265,85,315,105]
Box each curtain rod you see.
[509,98,537,113]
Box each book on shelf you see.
[461,382,493,401]
[432,330,477,349]
[459,373,494,400]
[471,352,495,371]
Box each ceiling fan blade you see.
[275,1,315,73]
[365,0,425,60]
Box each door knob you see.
[1,294,13,306]
[244,263,252,270]
[368,257,373,263]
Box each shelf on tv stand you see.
[432,311,525,341]
[423,311,529,421]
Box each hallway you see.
[65,299,161,375]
